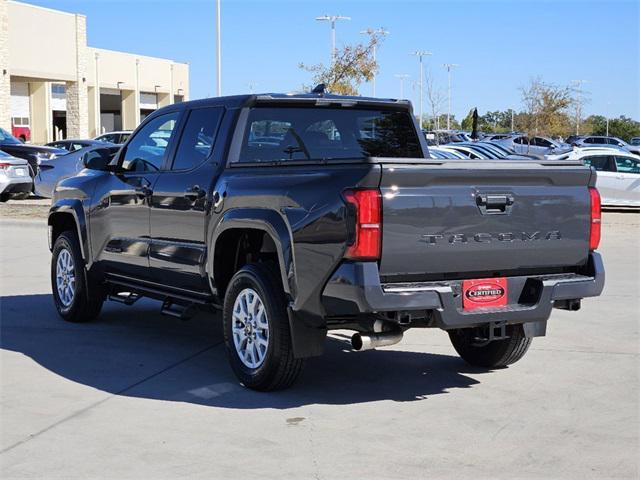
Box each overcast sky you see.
[26,0,640,121]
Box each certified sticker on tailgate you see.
[462,277,507,310]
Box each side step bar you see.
[161,299,197,320]
[108,292,141,306]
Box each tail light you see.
[343,189,381,261]
[589,187,601,250]
[0,163,11,169]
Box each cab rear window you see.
[237,107,423,163]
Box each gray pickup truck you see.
[48,91,605,390]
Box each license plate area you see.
[462,277,508,310]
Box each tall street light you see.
[572,79,588,135]
[443,63,459,130]
[360,27,389,96]
[316,15,351,64]
[215,0,221,96]
[410,51,432,129]
[394,74,409,99]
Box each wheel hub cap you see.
[55,248,76,307]
[232,288,269,369]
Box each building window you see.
[12,117,30,126]
[51,84,66,95]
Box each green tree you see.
[586,115,640,141]
[434,113,459,130]
[299,31,384,95]
[461,109,475,131]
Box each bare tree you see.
[425,68,446,131]
[299,31,384,95]
[519,77,574,139]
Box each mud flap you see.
[287,309,327,358]
[522,320,547,338]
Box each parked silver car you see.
[0,150,32,201]
[34,143,117,198]
[491,135,571,156]
[572,136,640,156]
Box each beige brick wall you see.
[0,0,11,132]
[66,14,88,139]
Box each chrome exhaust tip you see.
[351,330,403,351]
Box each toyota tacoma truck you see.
[48,90,605,390]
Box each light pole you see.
[360,27,389,96]
[443,63,459,130]
[394,74,409,99]
[572,79,588,135]
[605,101,611,137]
[316,15,351,64]
[215,0,221,96]
[410,51,432,129]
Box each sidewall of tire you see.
[223,263,301,390]
[51,232,103,322]
[449,325,532,368]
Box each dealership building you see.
[0,0,189,143]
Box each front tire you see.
[51,231,104,323]
[448,325,532,368]
[223,263,304,391]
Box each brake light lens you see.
[589,187,601,250]
[0,163,11,169]
[343,189,381,260]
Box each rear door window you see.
[583,155,616,171]
[236,107,423,163]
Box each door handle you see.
[184,185,205,200]
[476,194,514,215]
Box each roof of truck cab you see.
[161,92,412,111]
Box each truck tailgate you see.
[378,160,593,280]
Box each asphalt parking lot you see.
[0,210,638,479]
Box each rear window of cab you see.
[236,107,423,163]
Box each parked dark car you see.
[1,128,66,177]
[47,92,604,391]
[94,131,132,145]
[46,139,108,152]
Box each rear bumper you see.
[0,175,33,194]
[321,253,605,329]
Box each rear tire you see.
[51,231,104,323]
[448,325,532,368]
[223,262,304,391]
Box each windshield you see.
[238,107,423,163]
[0,128,22,144]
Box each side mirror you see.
[82,147,118,171]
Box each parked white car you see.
[570,147,640,207]
[0,150,32,201]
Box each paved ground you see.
[0,213,638,479]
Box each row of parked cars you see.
[425,130,640,207]
[0,128,131,201]
[1,122,638,208]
